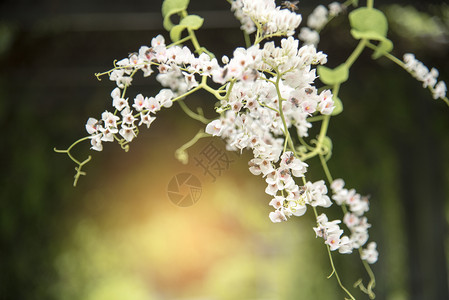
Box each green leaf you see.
[331,97,343,116]
[317,64,349,85]
[349,7,388,37]
[349,7,393,59]
[162,0,190,31]
[170,15,204,42]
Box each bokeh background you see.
[1,0,449,299]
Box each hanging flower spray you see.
[55,0,448,298]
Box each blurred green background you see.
[1,1,448,299]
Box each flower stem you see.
[178,100,210,124]
[54,136,93,186]
[345,39,367,69]
[312,207,356,300]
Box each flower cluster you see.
[310,178,378,264]
[314,213,353,253]
[203,36,334,223]
[298,2,344,46]
[56,0,410,297]
[231,0,302,36]
[86,88,173,151]
[403,53,447,100]
[85,34,223,151]
[332,178,377,263]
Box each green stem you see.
[175,129,209,164]
[354,252,377,299]
[178,100,210,124]
[299,115,330,161]
[243,31,251,48]
[319,154,334,183]
[274,70,296,155]
[312,207,356,300]
[257,98,279,113]
[344,0,359,8]
[319,144,377,299]
[307,115,325,122]
[167,35,192,48]
[298,136,315,151]
[171,84,204,103]
[367,0,374,9]
[121,68,139,99]
[54,136,92,165]
[222,78,236,101]
[54,136,93,187]
[201,76,226,100]
[345,39,367,69]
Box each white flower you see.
[269,210,287,223]
[433,81,447,99]
[338,236,353,254]
[331,178,345,193]
[182,71,199,90]
[298,27,320,46]
[119,125,136,142]
[109,69,125,82]
[343,212,360,229]
[326,233,342,251]
[139,112,156,128]
[111,87,121,99]
[205,119,223,136]
[147,97,161,113]
[155,89,174,108]
[303,180,332,207]
[318,91,335,115]
[139,46,156,61]
[116,76,133,89]
[265,183,278,196]
[287,201,307,216]
[101,111,119,128]
[151,34,165,48]
[121,107,136,125]
[316,213,328,224]
[132,94,148,112]
[361,242,378,264]
[100,126,117,142]
[248,159,262,175]
[269,195,285,209]
[307,5,328,31]
[85,117,99,134]
[113,97,128,111]
[351,231,369,248]
[90,133,103,151]
[328,2,343,17]
[280,151,308,177]
[350,196,370,216]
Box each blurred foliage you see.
[385,4,446,38]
